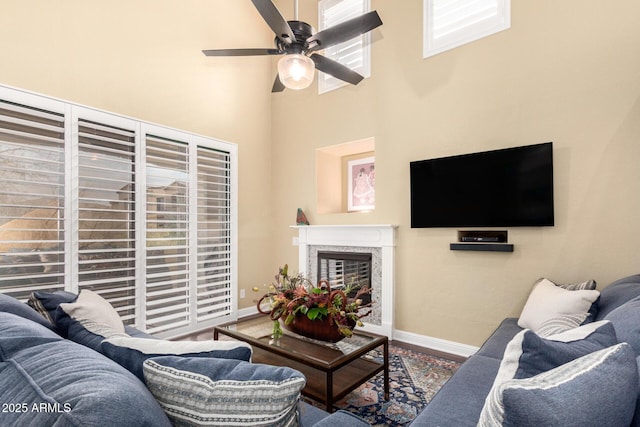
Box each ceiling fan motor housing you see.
[276,20,315,54]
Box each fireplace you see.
[317,251,372,307]
[292,224,396,338]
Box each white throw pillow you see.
[59,289,125,336]
[518,278,600,332]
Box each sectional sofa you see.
[0,289,367,426]
[412,274,640,426]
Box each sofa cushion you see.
[0,293,55,331]
[0,312,63,358]
[518,278,600,332]
[143,355,305,427]
[604,296,640,355]
[493,320,618,386]
[0,314,171,426]
[102,336,253,380]
[596,274,640,320]
[478,343,638,427]
[411,354,501,427]
[474,318,523,360]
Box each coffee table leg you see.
[384,339,389,400]
[326,372,334,412]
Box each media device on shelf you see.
[410,142,554,228]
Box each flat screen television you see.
[410,142,554,228]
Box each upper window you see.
[318,0,372,94]
[423,0,511,58]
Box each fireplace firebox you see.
[317,251,372,306]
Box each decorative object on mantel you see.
[296,208,310,225]
[254,264,371,342]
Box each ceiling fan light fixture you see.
[277,54,315,90]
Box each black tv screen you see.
[410,142,554,228]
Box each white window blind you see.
[145,135,190,335]
[423,0,510,58]
[195,146,233,322]
[0,85,238,337]
[318,0,371,94]
[77,118,137,323]
[0,100,65,300]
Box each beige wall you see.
[0,0,278,308]
[271,0,640,346]
[1,1,639,347]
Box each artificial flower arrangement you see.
[254,264,372,341]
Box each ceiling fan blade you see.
[202,48,282,56]
[251,0,296,44]
[307,10,382,53]
[310,54,364,86]
[272,74,285,93]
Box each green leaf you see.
[285,313,295,325]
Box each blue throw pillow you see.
[101,336,253,380]
[494,320,618,385]
[0,293,56,331]
[479,343,638,427]
[27,290,77,324]
[604,296,640,356]
[143,356,306,427]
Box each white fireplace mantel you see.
[291,224,397,338]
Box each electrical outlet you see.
[240,289,246,299]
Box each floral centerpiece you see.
[254,264,372,342]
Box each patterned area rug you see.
[307,345,461,426]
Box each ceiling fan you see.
[202,0,383,92]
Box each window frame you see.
[423,0,511,59]
[0,84,238,338]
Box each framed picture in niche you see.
[347,156,375,212]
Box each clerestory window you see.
[423,0,511,58]
[318,0,372,94]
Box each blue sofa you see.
[412,274,640,426]
[0,291,368,426]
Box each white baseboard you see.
[238,306,259,319]
[392,329,478,358]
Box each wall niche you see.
[316,137,375,214]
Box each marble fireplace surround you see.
[291,225,396,338]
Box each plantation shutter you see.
[318,0,371,94]
[195,146,233,322]
[423,0,511,58]
[0,100,66,300]
[76,118,137,323]
[0,85,238,337]
[145,135,190,335]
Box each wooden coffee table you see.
[214,315,389,412]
